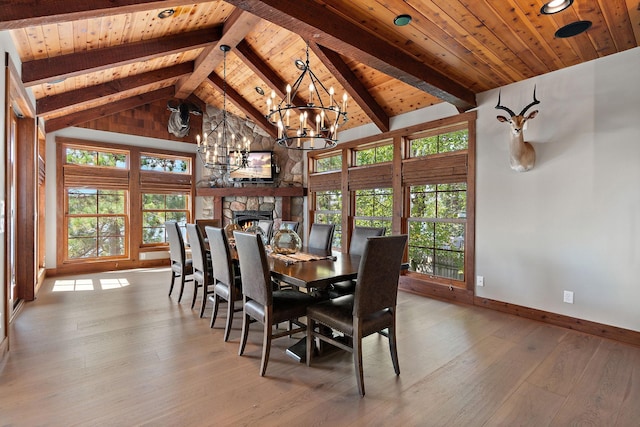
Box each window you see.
[354,188,392,232]
[140,153,190,173]
[58,138,194,270]
[142,193,190,244]
[409,128,468,157]
[354,143,393,166]
[315,154,342,172]
[314,189,342,248]
[66,188,127,259]
[407,183,466,280]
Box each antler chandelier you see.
[265,41,348,150]
[197,45,251,171]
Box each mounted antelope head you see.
[495,87,540,172]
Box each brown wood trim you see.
[196,186,306,197]
[475,296,640,347]
[399,275,475,305]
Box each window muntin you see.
[315,154,342,173]
[314,189,342,248]
[409,129,468,157]
[354,188,392,232]
[65,147,127,168]
[408,183,466,280]
[142,193,190,244]
[66,189,127,259]
[354,144,393,166]
[140,153,190,173]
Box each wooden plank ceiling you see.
[2,0,638,137]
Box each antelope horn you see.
[495,90,516,117]
[519,85,540,116]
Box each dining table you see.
[266,248,362,362]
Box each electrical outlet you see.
[563,290,574,304]
[476,275,484,287]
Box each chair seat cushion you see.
[245,290,317,324]
[307,295,393,337]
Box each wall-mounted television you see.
[228,151,275,183]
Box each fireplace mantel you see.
[196,186,305,198]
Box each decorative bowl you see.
[271,229,302,254]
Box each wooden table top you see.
[268,249,361,289]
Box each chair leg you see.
[199,285,209,318]
[177,274,186,303]
[388,324,400,375]
[191,280,199,309]
[353,323,365,397]
[223,299,234,342]
[238,311,250,356]
[259,322,272,377]
[210,294,220,328]
[169,271,176,296]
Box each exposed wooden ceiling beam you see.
[206,73,277,138]
[310,43,390,133]
[224,0,477,111]
[22,27,222,87]
[45,86,175,133]
[37,62,194,117]
[234,40,306,107]
[174,9,261,99]
[0,0,197,30]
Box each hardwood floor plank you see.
[1,268,639,426]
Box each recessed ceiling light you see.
[394,14,412,26]
[255,87,264,96]
[158,9,175,19]
[555,20,592,38]
[541,0,573,15]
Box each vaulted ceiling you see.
[3,0,639,138]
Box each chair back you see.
[308,223,335,251]
[234,231,272,307]
[257,220,274,243]
[166,221,187,265]
[280,221,300,233]
[353,235,407,317]
[205,226,234,286]
[349,226,385,256]
[186,224,207,275]
[195,219,220,237]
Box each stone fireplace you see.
[232,209,273,227]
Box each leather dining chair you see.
[329,226,386,298]
[257,219,274,243]
[205,226,243,341]
[306,234,408,397]
[186,224,215,317]
[307,223,335,251]
[280,220,300,233]
[165,221,193,302]
[234,231,318,376]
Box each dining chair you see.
[186,224,215,316]
[329,226,386,298]
[205,226,243,341]
[307,223,335,251]
[306,234,408,396]
[257,219,274,243]
[195,218,220,238]
[234,231,318,376]
[165,221,193,302]
[280,220,300,233]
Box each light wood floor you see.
[1,268,639,426]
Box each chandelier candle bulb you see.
[342,93,348,111]
[196,134,201,147]
[316,114,320,133]
[329,87,334,106]
[286,84,291,105]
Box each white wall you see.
[343,47,640,333]
[476,47,640,332]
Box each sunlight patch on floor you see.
[52,277,130,291]
[100,278,130,289]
